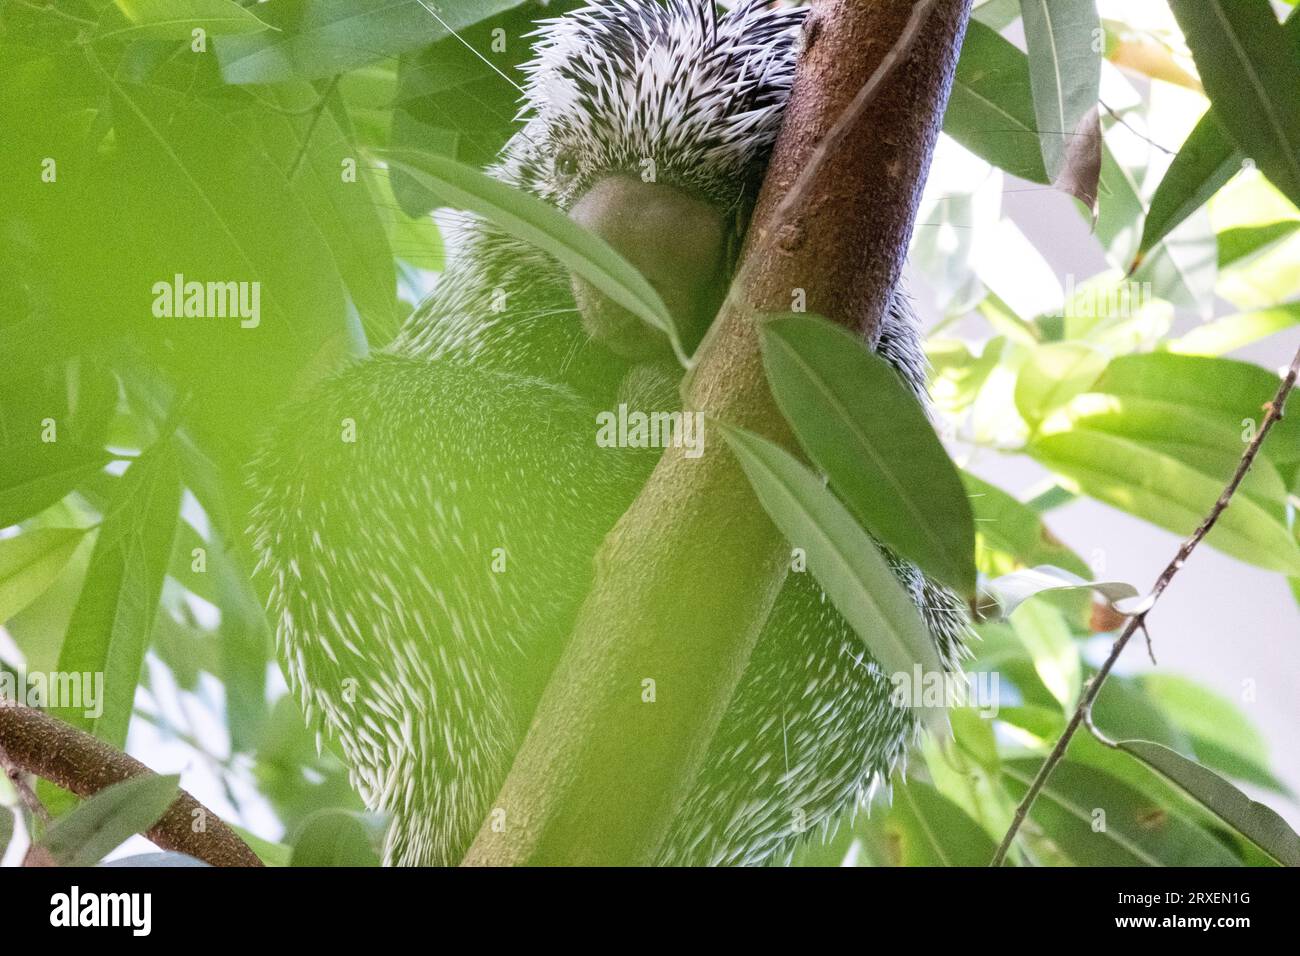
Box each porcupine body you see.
[251,0,969,866]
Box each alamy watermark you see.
[1062,274,1153,319]
[50,887,151,936]
[151,273,260,328]
[595,404,705,458]
[0,670,104,719]
[890,666,1000,717]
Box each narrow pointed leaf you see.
[1002,758,1243,866]
[215,0,524,85]
[1009,599,1082,711]
[1143,674,1291,795]
[983,565,1139,620]
[0,528,88,623]
[1019,0,1103,208]
[878,781,999,866]
[1136,8,1300,264]
[109,0,275,39]
[720,424,946,719]
[1014,341,1108,428]
[1114,739,1300,866]
[1092,352,1300,467]
[381,148,684,363]
[761,315,975,597]
[1169,0,1300,209]
[1031,428,1300,575]
[944,21,1050,183]
[0,443,109,529]
[1169,304,1300,356]
[53,447,182,748]
[1135,114,1242,267]
[961,472,1093,584]
[40,775,180,867]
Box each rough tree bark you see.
[463,0,973,866]
[0,703,262,867]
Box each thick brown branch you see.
[463,0,973,866]
[991,343,1300,866]
[0,702,263,867]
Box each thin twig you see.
[990,343,1300,867]
[1101,100,1175,155]
[0,735,50,824]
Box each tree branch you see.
[990,343,1300,867]
[462,0,973,866]
[0,736,50,824]
[0,702,263,867]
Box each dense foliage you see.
[1,0,1298,866]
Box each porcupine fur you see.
[250,0,970,867]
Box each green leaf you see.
[39,774,180,867]
[944,20,1049,183]
[231,826,292,867]
[719,424,946,723]
[1219,220,1300,270]
[962,472,1092,579]
[1019,0,1102,208]
[1093,352,1300,466]
[1114,740,1300,866]
[761,315,975,597]
[983,564,1139,621]
[969,621,1063,713]
[390,2,580,214]
[0,443,109,529]
[255,84,398,345]
[0,807,12,858]
[1009,598,1081,711]
[53,446,183,748]
[1031,427,1300,575]
[215,0,527,85]
[1169,303,1300,356]
[878,781,999,866]
[214,548,271,754]
[75,81,349,450]
[974,0,1023,31]
[109,0,274,40]
[368,162,445,274]
[289,810,383,867]
[0,528,88,623]
[1142,674,1290,794]
[1134,113,1242,267]
[1002,758,1243,866]
[1014,341,1108,428]
[381,148,683,363]
[1136,9,1300,265]
[998,702,1271,856]
[1169,0,1300,209]
[928,337,1006,415]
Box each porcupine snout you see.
[569,174,729,360]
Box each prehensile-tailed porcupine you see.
[251,0,970,866]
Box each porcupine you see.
[250,0,969,866]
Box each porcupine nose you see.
[569,175,728,360]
